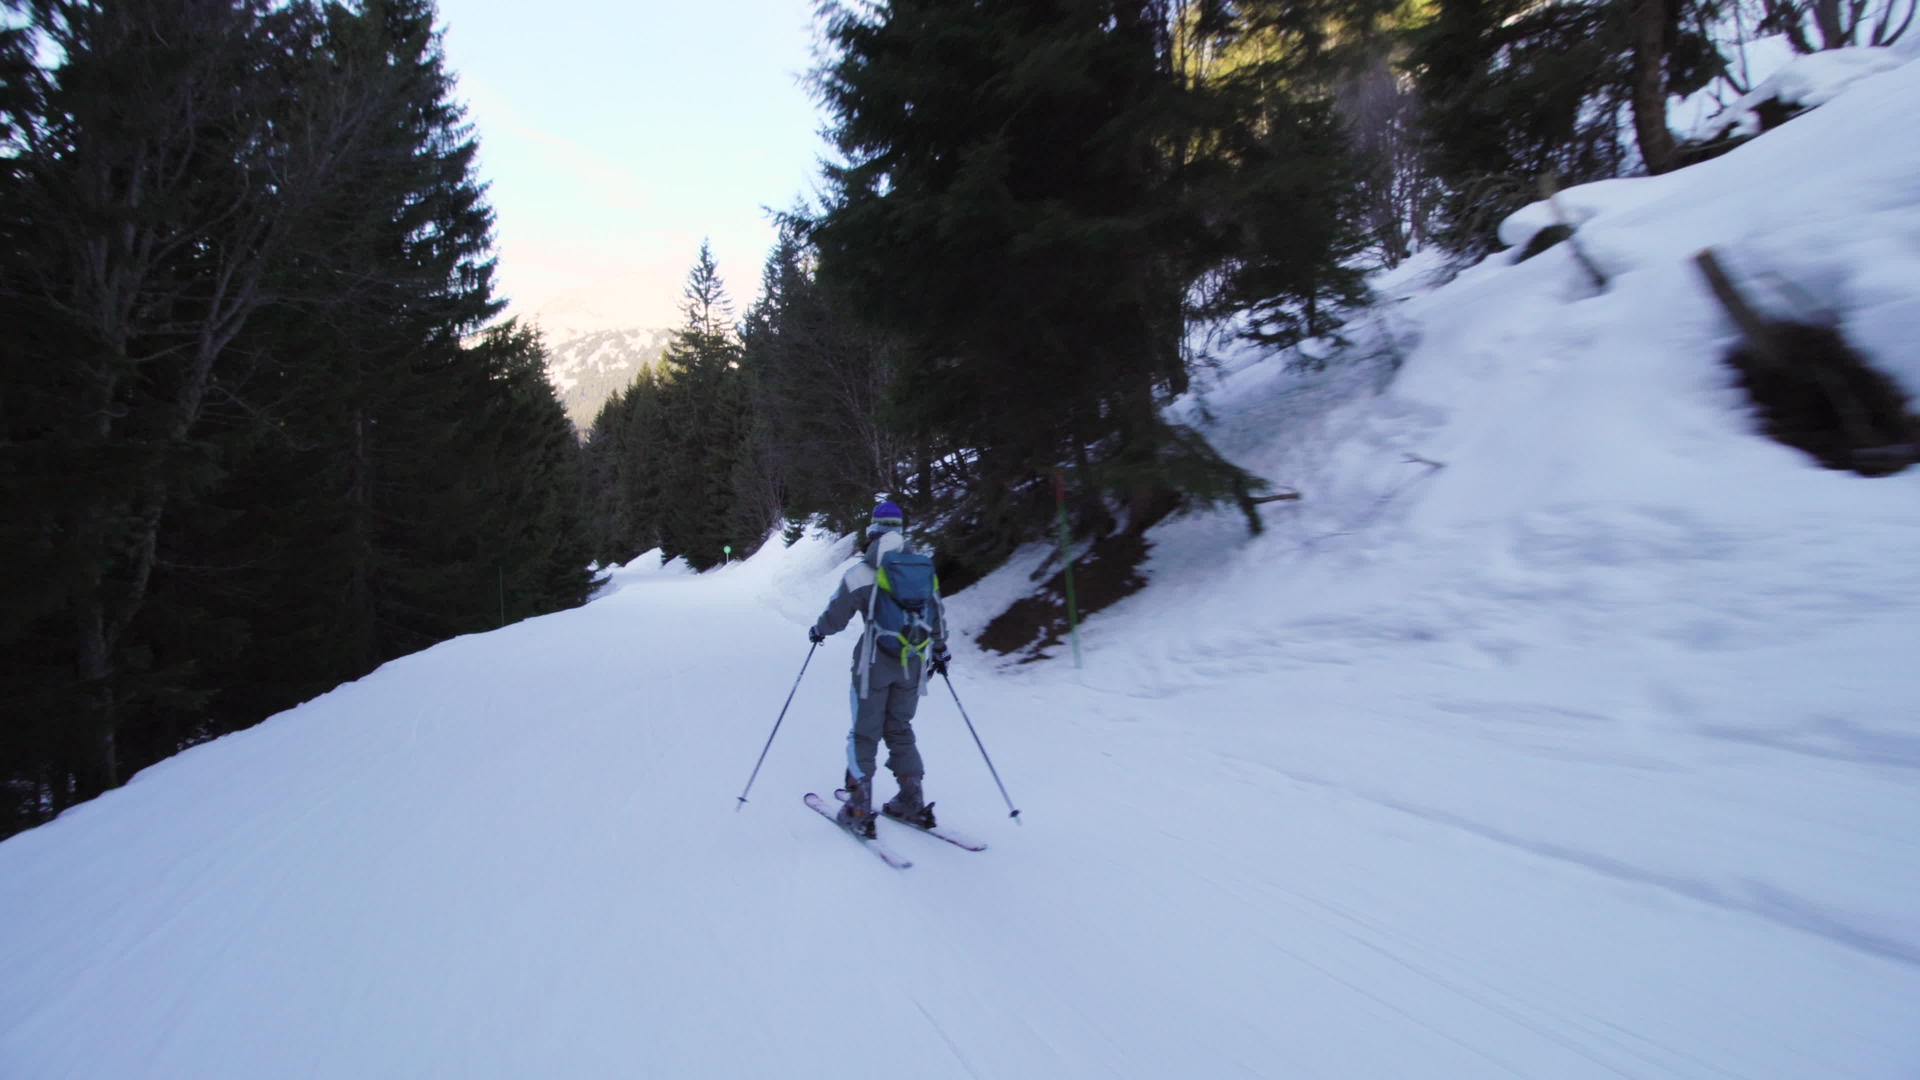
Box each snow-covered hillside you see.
[4,48,1919,1080]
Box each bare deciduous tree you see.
[1758,0,1916,51]
[1334,58,1437,267]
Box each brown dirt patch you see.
[976,531,1153,662]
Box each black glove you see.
[931,648,951,676]
[808,626,825,645]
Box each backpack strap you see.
[859,566,881,700]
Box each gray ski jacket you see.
[812,531,948,698]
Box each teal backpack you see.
[870,549,938,668]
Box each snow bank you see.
[1689,46,1911,140]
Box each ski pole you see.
[736,642,818,810]
[942,671,1021,823]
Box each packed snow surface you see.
[5,45,1920,1080]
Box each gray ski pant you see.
[846,657,925,786]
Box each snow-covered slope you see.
[4,50,1919,1080]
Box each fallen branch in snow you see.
[1538,175,1610,292]
[1694,249,1787,371]
[1694,247,1918,476]
[1250,489,1302,504]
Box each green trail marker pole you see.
[723,545,733,562]
[1051,470,1083,668]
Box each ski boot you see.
[882,775,937,829]
[835,771,877,839]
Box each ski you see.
[804,793,912,869]
[836,789,988,851]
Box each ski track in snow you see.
[23,535,1911,1079]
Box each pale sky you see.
[436,0,833,329]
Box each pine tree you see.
[651,242,754,570]
[582,393,635,564]
[0,0,337,804]
[411,321,596,630]
[811,0,1373,573]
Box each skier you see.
[808,500,950,838]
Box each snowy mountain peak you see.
[525,281,666,348]
[522,281,679,430]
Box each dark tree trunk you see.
[1629,0,1680,174]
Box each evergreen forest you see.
[4,0,1907,838]
[1,0,595,835]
